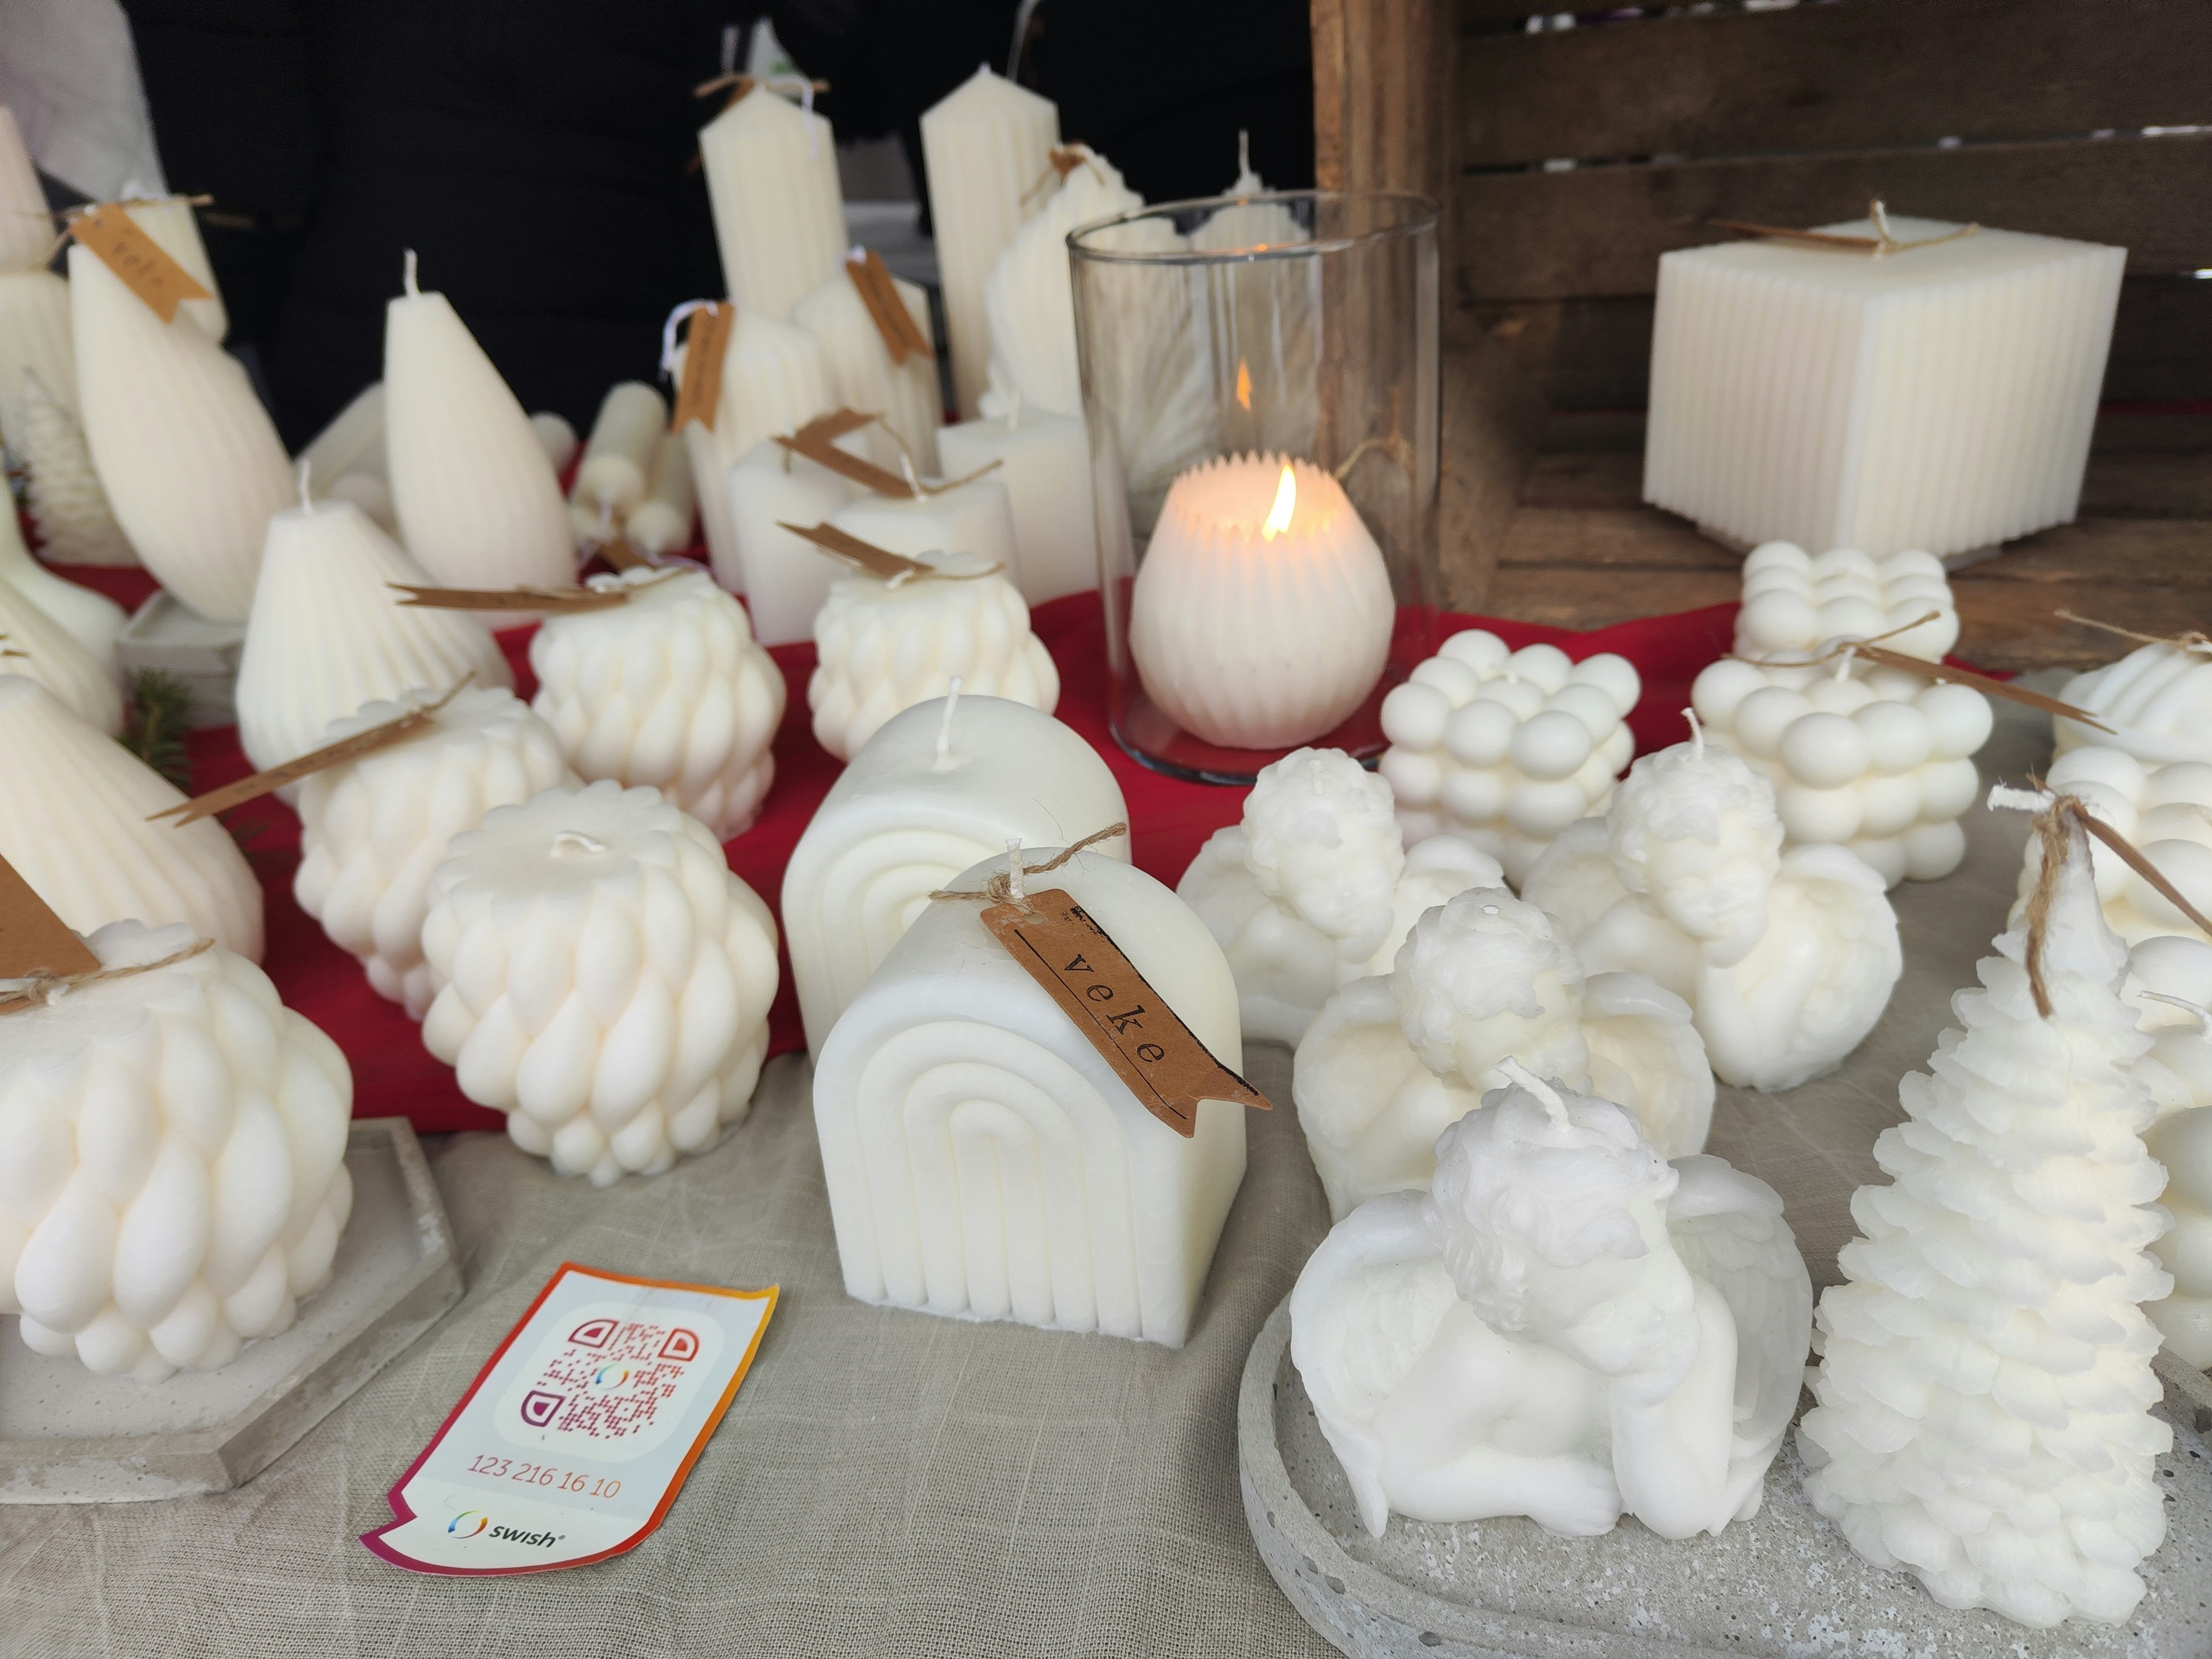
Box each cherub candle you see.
[0,563,123,735]
[0,677,263,959]
[420,782,781,1185]
[295,688,577,1017]
[234,494,513,775]
[699,84,845,323]
[812,844,1248,1346]
[794,259,942,476]
[1130,455,1392,751]
[529,567,786,839]
[784,691,1130,1053]
[0,503,126,682]
[2055,638,2212,766]
[937,406,1096,605]
[0,919,355,1380]
[70,243,294,622]
[567,380,666,539]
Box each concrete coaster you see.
[1238,1297,2212,1658]
[0,1118,463,1503]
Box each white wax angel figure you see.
[1179,748,1502,1046]
[1522,731,1901,1091]
[1296,888,1713,1220]
[1291,1062,1812,1540]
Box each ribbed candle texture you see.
[794,263,942,475]
[700,86,845,322]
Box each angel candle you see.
[699,84,845,323]
[1130,455,1392,751]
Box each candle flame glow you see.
[1236,359,1252,411]
[1260,463,1296,540]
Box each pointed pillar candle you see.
[384,254,574,592]
[700,85,845,323]
[70,244,293,622]
[937,406,1094,604]
[794,257,942,476]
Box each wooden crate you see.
[1313,0,2212,669]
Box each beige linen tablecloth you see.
[0,706,2051,1659]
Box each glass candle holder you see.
[1071,190,1440,785]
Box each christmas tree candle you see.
[2130,933,2212,1368]
[699,85,844,323]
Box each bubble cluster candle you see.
[420,782,781,1185]
[2055,639,2212,766]
[1379,630,1639,884]
[0,920,353,1380]
[1734,542,1957,662]
[2013,746,2212,946]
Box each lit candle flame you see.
[1260,463,1296,540]
[1235,358,1252,411]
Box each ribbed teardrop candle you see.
[70,244,293,622]
[0,676,263,958]
[1130,454,1393,749]
[118,194,228,342]
[233,494,514,775]
[0,560,122,734]
[794,260,942,475]
[0,496,126,675]
[699,85,845,323]
[300,381,386,486]
[17,368,134,566]
[529,567,786,839]
[0,105,50,272]
[0,268,75,450]
[384,256,573,592]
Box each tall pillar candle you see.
[623,433,695,557]
[0,497,126,673]
[812,845,1247,1346]
[937,407,1096,604]
[793,259,942,475]
[682,306,834,584]
[828,474,1020,592]
[721,436,858,645]
[0,268,75,451]
[699,85,845,323]
[119,194,228,342]
[70,244,294,622]
[919,67,1059,419]
[783,691,1130,1052]
[0,105,50,271]
[567,380,666,541]
[384,257,574,592]
[17,368,134,566]
[0,558,123,733]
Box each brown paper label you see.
[671,302,733,433]
[979,888,1270,1138]
[775,520,999,584]
[596,537,650,571]
[845,251,933,366]
[0,855,100,980]
[1049,146,1088,180]
[389,583,626,614]
[775,409,916,498]
[69,206,213,324]
[151,685,464,825]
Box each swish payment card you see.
[363,1263,775,1574]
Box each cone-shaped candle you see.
[233,490,514,775]
[0,495,125,674]
[0,677,262,957]
[17,367,134,566]
[384,253,573,592]
[70,243,293,622]
[0,919,354,1381]
[699,85,846,323]
[0,560,122,734]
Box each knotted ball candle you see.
[0,541,123,734]
[420,782,781,1186]
[808,549,1058,762]
[1379,630,1639,884]
[294,688,578,1018]
[0,920,354,1381]
[1734,543,1957,662]
[1130,456,1393,752]
[529,567,786,840]
[2055,639,2212,766]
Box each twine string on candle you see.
[2054,609,2212,656]
[1708,197,1980,258]
[1495,1055,1571,1131]
[1020,145,1101,207]
[0,935,214,1016]
[929,823,1131,914]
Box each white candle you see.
[0,496,126,675]
[918,66,1059,419]
[1293,1068,1808,1540]
[623,433,696,558]
[1379,630,1641,886]
[300,381,386,485]
[1522,737,1901,1091]
[0,919,354,1380]
[118,194,228,342]
[0,676,263,959]
[2015,747,2212,947]
[720,435,858,645]
[2131,934,2212,1368]
[1645,217,2125,559]
[982,147,1142,418]
[529,567,786,839]
[294,687,577,1016]
[324,469,397,534]
[1691,653,1991,887]
[0,555,123,734]
[683,305,835,585]
[530,411,578,474]
[1130,455,1393,750]
[783,690,1130,1053]
[2055,640,2212,766]
[828,473,1020,590]
[809,549,1058,761]
[0,105,50,271]
[70,243,293,622]
[0,268,75,452]
[419,781,782,1186]
[233,495,515,776]
[1802,817,2172,1627]
[1177,747,1505,1045]
[1734,542,1957,661]
[16,365,134,566]
[699,85,845,323]
[793,258,942,475]
[812,843,1247,1346]
[567,381,666,539]
[384,256,573,592]
[937,406,1096,605]
[1295,889,1711,1222]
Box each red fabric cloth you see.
[57,557,1740,1133]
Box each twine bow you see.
[929,823,1130,914]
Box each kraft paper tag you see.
[776,520,999,585]
[980,888,1271,1138]
[845,251,933,365]
[68,206,213,324]
[596,537,650,572]
[670,302,733,433]
[362,1263,776,1576]
[0,855,99,981]
[391,583,626,614]
[150,684,464,825]
[775,408,916,498]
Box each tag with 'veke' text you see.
[69,206,212,324]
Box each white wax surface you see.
[119,196,226,342]
[700,87,846,323]
[624,434,696,557]
[829,476,1020,590]
[683,308,835,584]
[16,364,134,566]
[0,556,122,733]
[793,266,942,476]
[300,381,387,485]
[783,692,1130,1052]
[937,410,1096,605]
[2056,642,2212,767]
[0,269,77,451]
[0,107,49,271]
[721,437,859,646]
[982,151,1141,419]
[2014,746,2212,948]
[0,499,126,677]
[812,847,1246,1347]
[571,381,667,521]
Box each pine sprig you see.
[120,668,194,789]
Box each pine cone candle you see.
[419,782,781,1185]
[1799,812,2174,1628]
[0,921,353,1380]
[529,567,786,840]
[294,688,577,1018]
[2014,746,2212,946]
[16,367,136,567]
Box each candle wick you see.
[402,248,419,297]
[1684,706,1706,759]
[297,456,314,512]
[1005,838,1025,903]
[1834,646,1855,683]
[1238,128,1251,183]
[1497,1056,1570,1131]
[551,831,609,858]
[933,676,964,771]
[2140,989,2212,1038]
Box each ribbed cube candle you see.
[1644,218,2124,558]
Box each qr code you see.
[503,1308,715,1456]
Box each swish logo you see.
[447,1510,489,1537]
[447,1509,560,1550]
